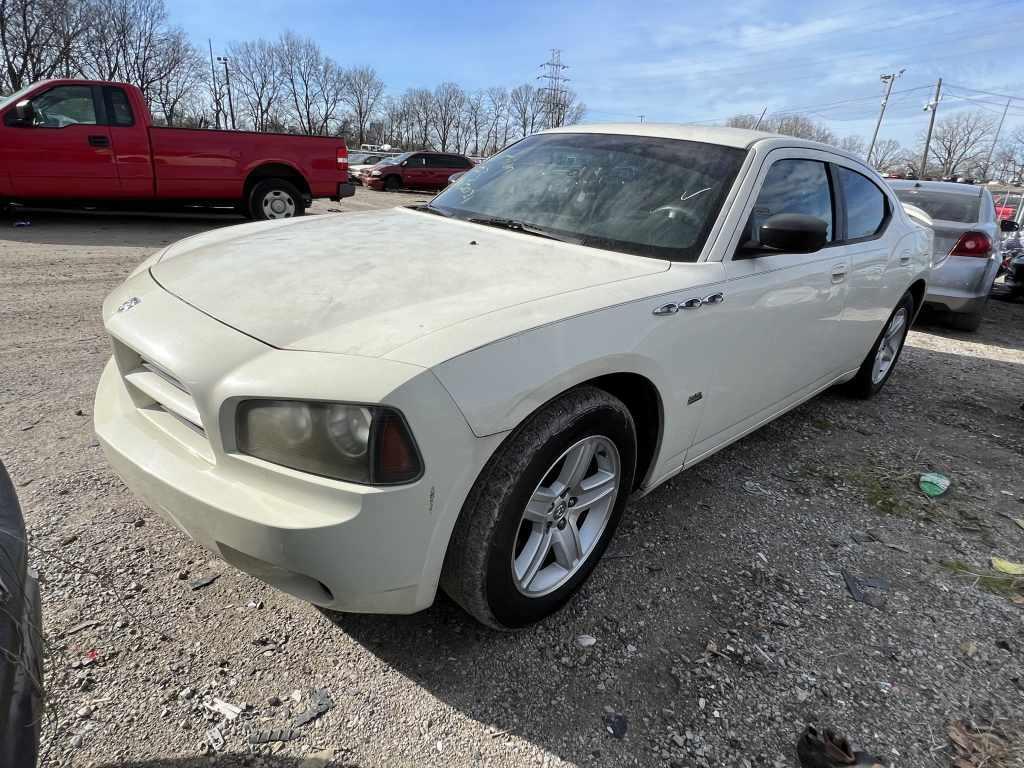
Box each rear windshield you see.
[892,188,980,223]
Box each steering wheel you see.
[649,204,703,229]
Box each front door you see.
[687,152,849,463]
[1,84,119,199]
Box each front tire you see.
[383,175,402,192]
[847,291,914,399]
[441,387,636,629]
[248,179,305,220]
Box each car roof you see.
[540,122,848,154]
[886,179,983,197]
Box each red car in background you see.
[0,79,354,219]
[362,151,474,191]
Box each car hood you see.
[150,208,668,358]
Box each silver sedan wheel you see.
[261,189,296,219]
[511,435,621,597]
[871,307,908,384]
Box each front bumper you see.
[94,273,499,614]
[924,254,999,314]
[364,176,385,190]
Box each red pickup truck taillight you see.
[337,148,348,169]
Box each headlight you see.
[370,170,381,176]
[236,400,422,485]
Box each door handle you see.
[88,134,110,148]
[831,266,848,284]
[899,251,912,265]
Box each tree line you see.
[726,110,1024,183]
[0,0,585,154]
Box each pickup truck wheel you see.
[383,175,401,192]
[847,291,914,399]
[441,387,636,629]
[249,179,305,220]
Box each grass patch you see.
[942,559,1024,599]
[849,469,914,517]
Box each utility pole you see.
[982,97,1012,181]
[867,70,904,166]
[918,78,942,178]
[753,106,768,130]
[208,39,221,129]
[217,56,236,130]
[638,114,645,123]
[537,49,569,129]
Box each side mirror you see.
[1000,219,1020,233]
[755,213,829,254]
[448,171,465,185]
[13,99,34,125]
[400,160,408,167]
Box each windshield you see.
[379,152,412,166]
[892,188,981,223]
[0,82,37,111]
[428,133,746,261]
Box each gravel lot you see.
[2,189,1023,768]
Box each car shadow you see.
[0,208,243,249]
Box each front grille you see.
[116,342,205,435]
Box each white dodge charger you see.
[95,125,932,628]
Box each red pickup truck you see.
[0,79,354,219]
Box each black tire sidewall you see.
[483,404,636,628]
[383,175,401,191]
[249,179,303,220]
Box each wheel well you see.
[584,373,662,490]
[908,279,926,317]
[243,163,311,203]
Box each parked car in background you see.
[0,79,354,219]
[888,179,1012,330]
[0,460,43,767]
[362,151,474,191]
[348,152,395,184]
[95,125,930,629]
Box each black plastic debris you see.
[603,711,628,739]
[189,575,219,590]
[797,724,887,766]
[293,688,334,727]
[841,569,889,609]
[248,727,299,745]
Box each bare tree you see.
[433,81,464,151]
[149,29,204,126]
[922,110,996,177]
[837,135,865,157]
[341,65,384,146]
[0,0,81,90]
[484,86,510,152]
[868,138,904,172]
[510,83,544,138]
[229,39,281,132]
[405,88,434,149]
[277,31,322,134]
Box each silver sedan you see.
[888,180,1002,331]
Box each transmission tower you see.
[537,49,570,129]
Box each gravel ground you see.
[1,190,1023,768]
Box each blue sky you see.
[172,0,1024,151]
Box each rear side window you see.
[446,155,472,169]
[836,166,886,239]
[749,158,834,243]
[425,155,451,168]
[106,88,134,126]
[892,188,980,223]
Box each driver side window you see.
[746,159,833,247]
[30,85,98,128]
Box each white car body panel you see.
[95,125,931,614]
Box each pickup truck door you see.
[101,85,154,198]
[1,84,119,199]
[686,152,849,465]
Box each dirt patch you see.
[2,197,1023,767]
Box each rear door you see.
[102,86,154,198]
[688,151,850,463]
[2,84,120,199]
[438,154,472,186]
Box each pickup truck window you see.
[30,85,98,127]
[106,88,135,126]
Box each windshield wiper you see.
[409,203,452,217]
[467,217,580,243]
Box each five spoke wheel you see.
[871,306,907,384]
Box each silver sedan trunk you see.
[888,180,1000,331]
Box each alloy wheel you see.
[871,307,908,384]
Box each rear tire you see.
[441,387,636,629]
[248,179,305,220]
[847,291,914,399]
[383,175,401,192]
